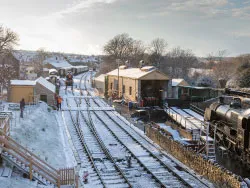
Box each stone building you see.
[9,77,56,106]
[106,66,169,106]
[35,77,56,106]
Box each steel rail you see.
[65,72,107,188]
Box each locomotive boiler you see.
[204,97,250,163]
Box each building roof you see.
[36,77,56,93]
[94,74,106,82]
[106,67,168,80]
[11,80,36,86]
[172,79,189,87]
[43,56,72,68]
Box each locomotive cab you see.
[230,97,242,108]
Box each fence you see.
[0,114,10,136]
[60,167,78,187]
[146,125,243,188]
[0,130,78,187]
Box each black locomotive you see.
[204,96,250,163]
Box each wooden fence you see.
[146,124,243,188]
[0,130,78,187]
[60,168,78,187]
[0,115,10,136]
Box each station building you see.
[106,66,169,106]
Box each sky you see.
[1,0,250,56]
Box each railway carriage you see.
[58,67,72,77]
[59,66,89,77]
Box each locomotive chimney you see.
[219,96,224,104]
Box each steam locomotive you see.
[204,96,250,163]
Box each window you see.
[129,87,132,95]
[110,83,113,90]
[122,85,125,94]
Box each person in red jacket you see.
[57,96,63,111]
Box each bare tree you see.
[149,38,168,67]
[103,33,134,61]
[129,40,146,67]
[102,33,147,73]
[0,26,19,55]
[163,47,198,79]
[33,48,48,77]
[0,53,19,91]
[0,26,19,93]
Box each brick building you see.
[35,77,56,106]
[106,66,169,106]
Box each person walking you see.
[57,96,63,111]
[20,98,25,118]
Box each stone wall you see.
[107,75,138,101]
[35,83,55,106]
[146,125,243,188]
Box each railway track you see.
[75,72,210,188]
[64,72,133,187]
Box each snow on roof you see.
[172,79,185,87]
[106,67,157,79]
[43,56,72,68]
[11,80,36,86]
[94,74,106,82]
[43,68,49,71]
[36,77,56,93]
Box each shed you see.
[106,66,169,106]
[171,79,190,99]
[94,74,106,96]
[178,86,222,102]
[35,77,56,106]
[9,80,36,103]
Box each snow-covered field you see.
[1,101,76,187]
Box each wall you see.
[35,83,55,106]
[107,75,138,101]
[9,85,34,103]
[146,125,242,188]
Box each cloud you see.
[232,6,250,19]
[230,31,250,38]
[137,0,229,19]
[54,0,118,18]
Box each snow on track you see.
[59,71,212,188]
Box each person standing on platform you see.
[57,96,63,111]
[20,98,25,118]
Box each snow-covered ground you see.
[1,101,76,187]
[10,102,75,168]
